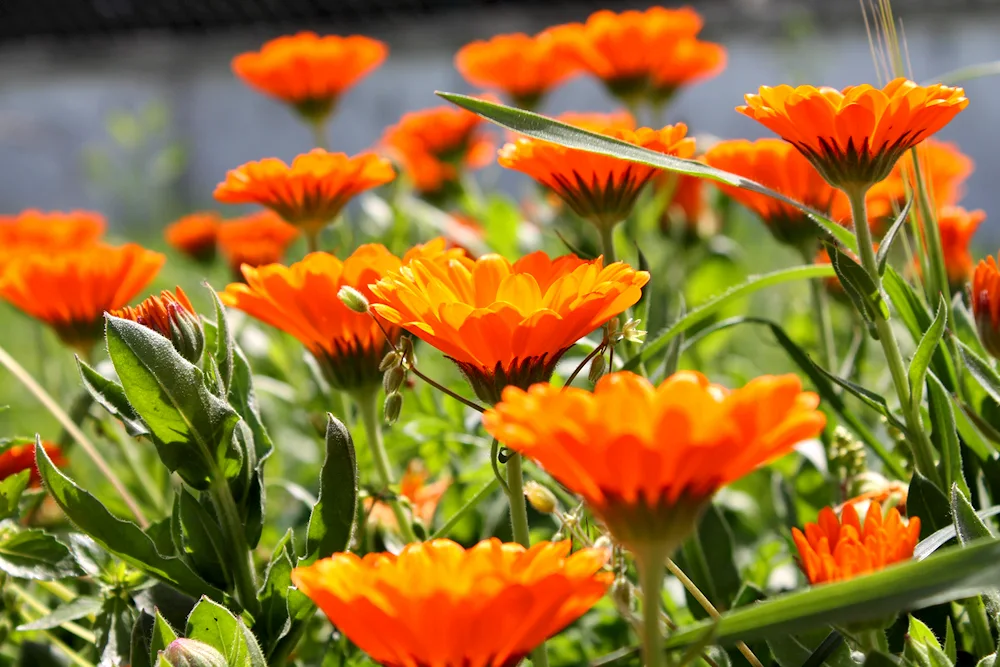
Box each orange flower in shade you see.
[936,206,984,288]
[220,241,461,391]
[370,252,649,403]
[703,139,842,249]
[483,371,825,554]
[111,288,204,363]
[367,460,451,530]
[164,212,221,263]
[232,32,387,121]
[214,150,395,241]
[291,538,611,667]
[973,255,1000,359]
[0,442,66,487]
[0,244,164,352]
[381,105,494,197]
[454,30,583,109]
[792,502,920,585]
[217,212,300,276]
[499,118,695,230]
[737,78,969,191]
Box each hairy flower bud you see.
[384,391,403,425]
[161,638,228,667]
[379,350,401,372]
[524,481,558,515]
[111,287,205,364]
[588,354,607,384]
[383,366,406,395]
[338,285,370,314]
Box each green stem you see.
[846,188,941,486]
[804,247,838,371]
[209,476,260,616]
[857,629,890,654]
[598,223,618,264]
[637,548,667,667]
[965,596,994,656]
[909,154,951,313]
[102,420,166,513]
[431,477,499,539]
[306,231,320,254]
[8,581,96,643]
[311,119,328,150]
[356,389,419,544]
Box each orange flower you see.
[214,150,395,240]
[0,244,164,352]
[499,118,695,230]
[737,78,969,191]
[552,110,636,132]
[370,252,648,403]
[455,30,583,108]
[703,139,842,249]
[868,139,973,213]
[232,32,387,121]
[291,538,611,667]
[381,105,494,197]
[217,211,300,276]
[0,442,66,487]
[164,212,221,263]
[483,371,825,553]
[111,288,204,363]
[937,205,984,287]
[973,254,1000,359]
[648,38,727,103]
[367,460,451,530]
[0,210,105,272]
[792,502,920,585]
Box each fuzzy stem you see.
[209,475,260,616]
[599,223,618,264]
[908,154,951,310]
[637,548,667,667]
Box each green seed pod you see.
[383,366,406,395]
[384,391,403,425]
[379,350,401,372]
[588,354,607,384]
[338,285,370,314]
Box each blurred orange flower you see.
[367,460,451,530]
[792,502,919,585]
[455,30,583,108]
[0,210,106,272]
[499,118,695,230]
[484,371,825,554]
[869,139,973,212]
[703,139,841,249]
[111,287,203,363]
[232,32,387,121]
[973,254,1000,359]
[291,538,611,667]
[553,110,636,132]
[382,105,494,196]
[164,212,221,263]
[217,211,299,276]
[738,78,969,190]
[0,243,164,352]
[214,150,395,241]
[0,442,66,487]
[648,38,727,103]
[936,205,984,287]
[371,252,648,403]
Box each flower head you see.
[738,78,969,190]
[0,210,105,272]
[792,502,920,585]
[381,105,494,197]
[648,38,727,103]
[0,442,66,487]
[370,252,649,403]
[164,212,221,263]
[0,244,164,352]
[703,139,842,249]
[868,139,973,214]
[367,460,451,530]
[291,538,611,667]
[483,371,825,552]
[455,30,583,108]
[937,206,984,288]
[499,118,695,230]
[216,211,299,276]
[111,288,204,363]
[214,150,395,237]
[973,254,1000,359]
[232,32,387,121]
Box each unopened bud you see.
[111,288,205,364]
[379,350,401,372]
[161,638,228,667]
[338,285,370,314]
[588,354,606,384]
[383,366,406,395]
[384,392,403,424]
[524,481,558,514]
[611,575,633,611]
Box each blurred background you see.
[0,0,998,239]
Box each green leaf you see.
[17,596,102,631]
[0,470,31,520]
[813,362,907,433]
[657,297,685,380]
[207,286,233,394]
[909,472,952,539]
[257,529,297,656]
[437,91,859,250]
[864,651,902,667]
[663,538,1000,650]
[952,294,989,359]
[35,443,227,602]
[884,270,957,391]
[675,504,741,619]
[229,346,273,465]
[909,295,948,412]
[951,394,994,461]
[173,489,229,590]
[78,359,150,437]
[929,61,1000,86]
[622,265,836,372]
[239,620,267,667]
[876,197,913,275]
[304,415,358,562]
[185,596,250,667]
[130,612,154,667]
[0,523,78,581]
[908,615,943,650]
[95,595,134,667]
[927,373,967,496]
[823,241,887,331]
[914,506,1000,560]
[106,315,241,490]
[958,341,1000,406]
[148,610,179,665]
[945,618,957,663]
[768,630,856,667]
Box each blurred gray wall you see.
[0,1,998,240]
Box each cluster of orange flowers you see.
[165,209,301,275]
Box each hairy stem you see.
[209,475,260,616]
[637,547,667,667]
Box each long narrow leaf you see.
[876,197,913,275]
[908,295,948,411]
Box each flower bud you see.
[524,481,558,514]
[588,354,606,384]
[111,288,205,364]
[379,350,401,372]
[383,366,406,395]
[973,255,1000,359]
[161,638,228,667]
[338,285,370,314]
[611,574,633,612]
[384,391,403,424]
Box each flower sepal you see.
[161,638,229,667]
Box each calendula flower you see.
[499,119,695,232]
[217,211,300,276]
[869,139,973,213]
[370,252,649,403]
[454,30,583,109]
[111,288,204,363]
[367,460,451,530]
[0,244,164,353]
[232,32,387,122]
[937,205,984,288]
[381,105,494,197]
[0,442,66,487]
[483,371,825,555]
[553,110,636,132]
[792,502,920,585]
[214,150,395,243]
[973,254,1000,359]
[648,37,727,104]
[703,138,842,250]
[291,538,611,667]
[737,78,969,191]
[164,212,221,263]
[0,210,106,272]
